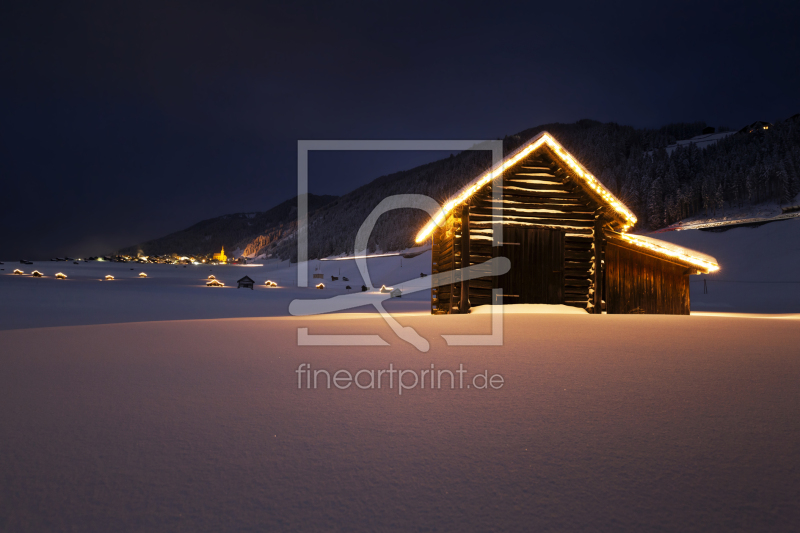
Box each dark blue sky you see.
[1,1,798,258]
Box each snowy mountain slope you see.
[664,131,735,154]
[653,193,800,232]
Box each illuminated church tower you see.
[213,246,227,263]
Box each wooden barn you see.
[237,275,255,290]
[418,132,719,315]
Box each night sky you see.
[2,1,798,259]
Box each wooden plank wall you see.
[493,226,565,305]
[605,243,690,315]
[431,150,612,313]
[431,208,458,314]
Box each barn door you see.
[493,226,565,305]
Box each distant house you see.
[737,121,773,134]
[237,275,255,290]
[213,246,228,263]
[421,131,719,315]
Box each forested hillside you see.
[119,194,337,257]
[122,117,800,260]
[540,119,800,229]
[274,117,799,260]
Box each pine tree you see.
[647,177,664,229]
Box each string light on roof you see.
[619,233,720,273]
[414,133,637,243]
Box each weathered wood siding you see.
[493,226,564,305]
[432,148,610,313]
[605,242,690,315]
[431,207,461,314]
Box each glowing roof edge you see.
[414,131,637,243]
[612,232,720,273]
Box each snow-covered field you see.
[1,220,799,531]
[1,313,799,531]
[1,217,798,330]
[0,251,433,330]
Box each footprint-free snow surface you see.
[1,314,799,531]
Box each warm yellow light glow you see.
[105,275,114,280]
[32,270,43,277]
[316,283,325,289]
[208,275,216,280]
[414,132,637,243]
[321,252,402,261]
[206,279,224,287]
[13,269,23,275]
[139,272,147,278]
[212,246,227,263]
[619,233,720,273]
[55,272,67,279]
[265,280,277,287]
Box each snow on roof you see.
[414,131,637,243]
[612,232,720,273]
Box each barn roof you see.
[414,131,637,243]
[606,232,720,273]
[237,275,254,283]
[414,131,721,274]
